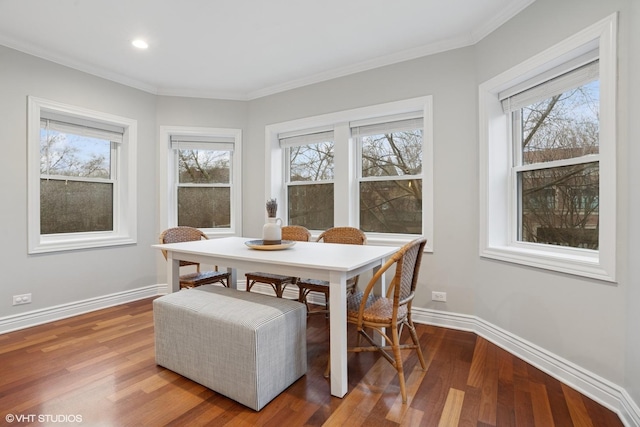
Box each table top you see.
[154,236,398,272]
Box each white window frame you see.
[159,126,242,237]
[27,97,137,254]
[265,96,433,250]
[281,129,335,229]
[353,114,424,236]
[478,13,617,281]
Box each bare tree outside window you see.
[518,79,599,249]
[287,141,334,229]
[177,149,231,228]
[359,129,423,234]
[40,128,114,234]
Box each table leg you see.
[328,271,348,398]
[167,253,180,293]
[227,267,237,289]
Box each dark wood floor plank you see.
[514,388,536,427]
[0,297,624,427]
[478,339,499,425]
[543,371,574,426]
[529,382,555,427]
[457,385,482,427]
[496,345,516,425]
[467,335,488,388]
[561,382,595,427]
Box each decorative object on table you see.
[262,198,282,245]
[244,239,296,251]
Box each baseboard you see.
[412,307,640,427]
[0,284,167,334]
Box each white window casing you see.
[159,126,242,238]
[265,96,433,251]
[27,97,137,254]
[478,13,617,282]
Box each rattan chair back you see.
[282,225,312,242]
[316,227,366,245]
[297,227,366,315]
[159,226,230,289]
[159,226,208,268]
[358,237,426,322]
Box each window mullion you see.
[359,174,421,183]
[513,155,600,173]
[333,123,352,226]
[178,183,231,188]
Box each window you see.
[353,115,423,234]
[160,126,242,236]
[28,97,137,254]
[266,97,433,249]
[281,129,335,229]
[506,60,600,250]
[479,14,617,281]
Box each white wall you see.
[246,48,479,315]
[153,95,249,279]
[625,0,640,409]
[0,45,158,320]
[474,0,630,388]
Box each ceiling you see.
[0,0,534,100]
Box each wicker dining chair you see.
[296,227,366,315]
[159,226,230,289]
[245,225,312,298]
[341,237,427,403]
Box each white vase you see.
[262,217,282,244]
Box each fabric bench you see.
[153,285,307,411]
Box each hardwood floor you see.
[0,297,624,426]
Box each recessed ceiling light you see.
[132,39,148,49]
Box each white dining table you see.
[153,235,398,398]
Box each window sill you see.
[480,244,615,283]
[29,235,136,254]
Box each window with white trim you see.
[172,135,234,229]
[505,58,600,249]
[266,97,433,249]
[160,126,242,236]
[352,114,423,234]
[479,14,617,281]
[280,128,334,229]
[28,97,137,253]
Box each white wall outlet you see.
[432,291,447,302]
[13,293,32,306]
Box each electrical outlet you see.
[431,291,447,302]
[13,293,32,306]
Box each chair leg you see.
[323,290,329,318]
[298,287,310,312]
[324,353,331,378]
[391,325,408,404]
[407,316,427,370]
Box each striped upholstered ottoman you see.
[153,285,307,411]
